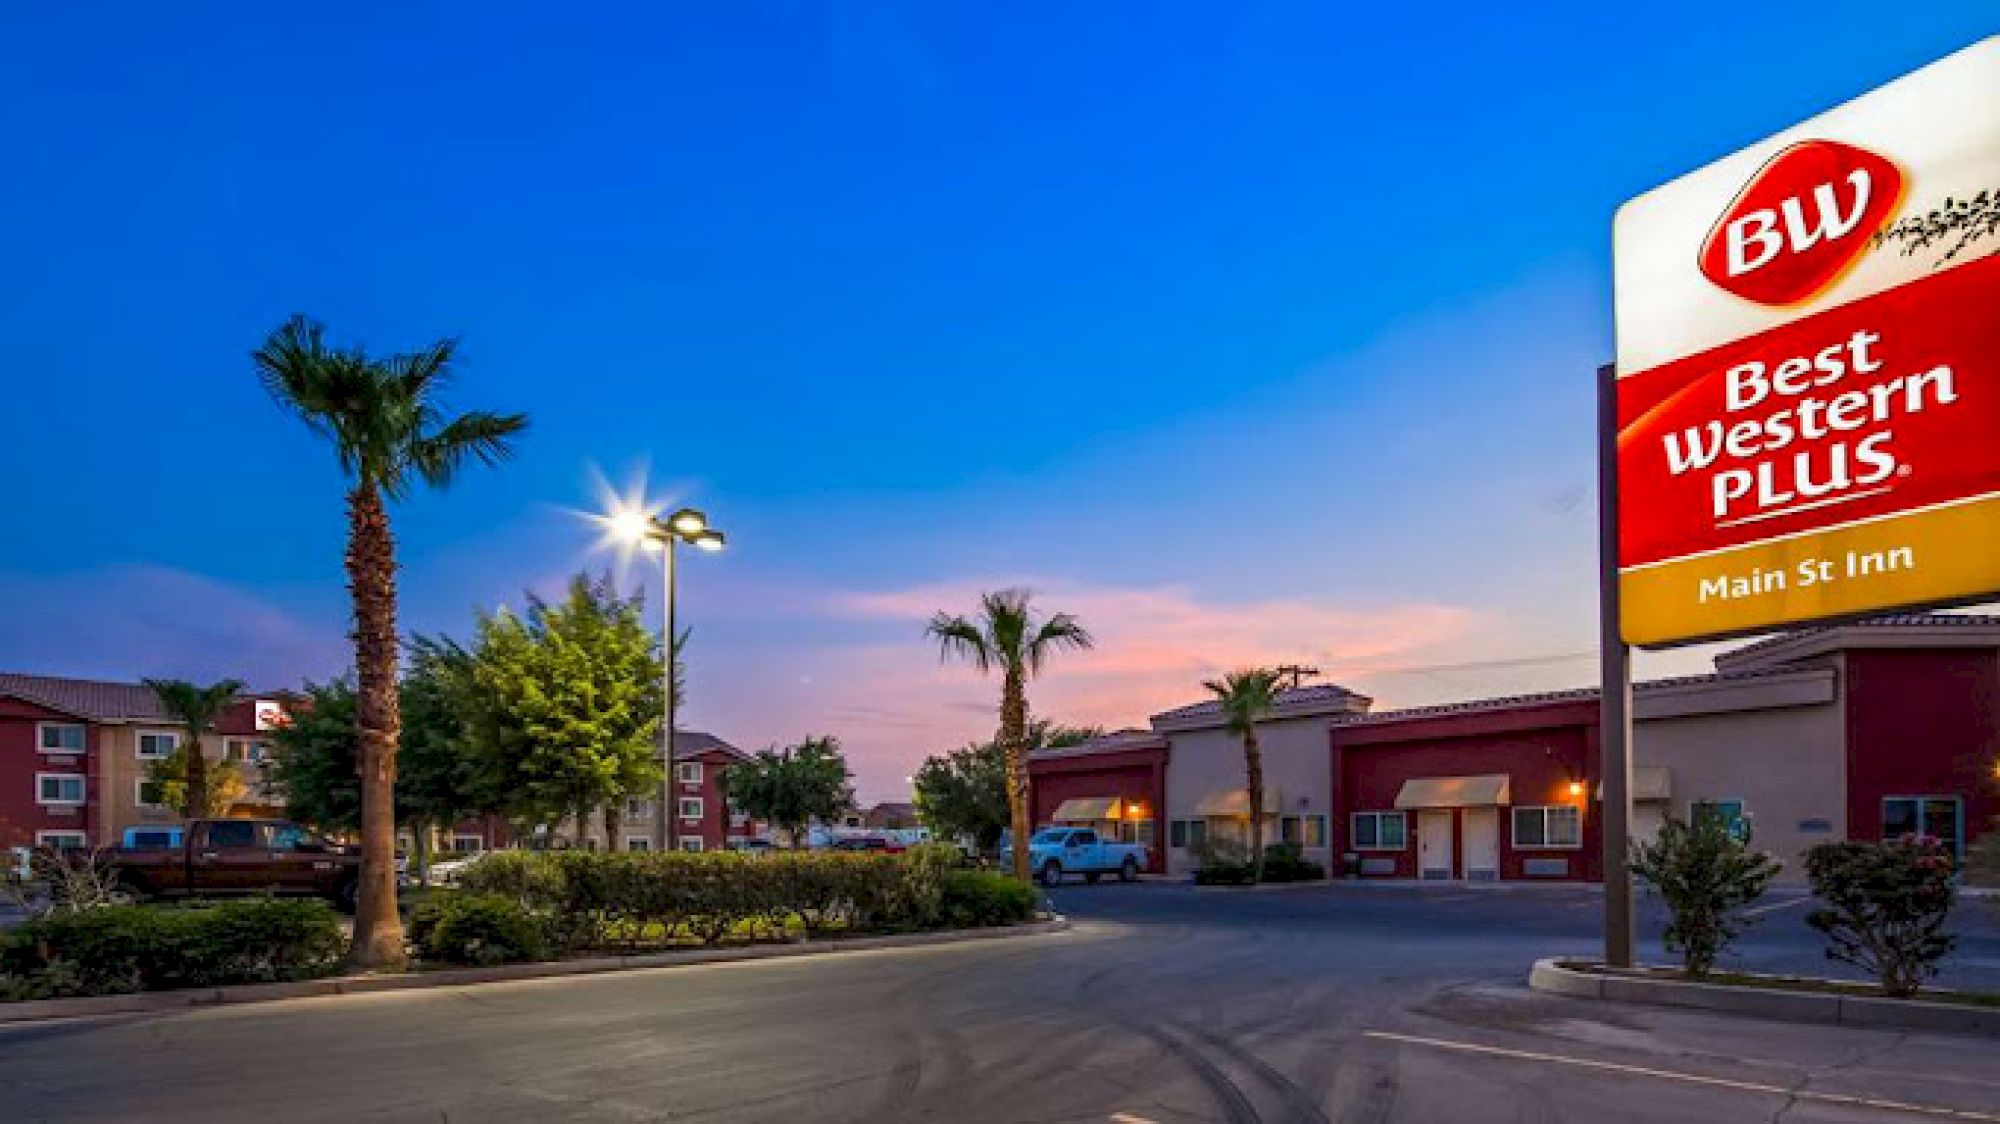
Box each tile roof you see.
[1030,728,1168,760]
[0,673,185,722]
[1327,666,1823,728]
[666,730,748,762]
[1150,682,1370,726]
[1714,612,2000,669]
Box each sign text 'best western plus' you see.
[1613,38,2000,647]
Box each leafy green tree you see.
[265,648,487,882]
[257,314,527,971]
[266,679,366,833]
[1202,668,1283,883]
[145,741,249,819]
[1806,836,1957,997]
[142,678,245,820]
[397,637,485,881]
[462,574,665,848]
[1630,809,1782,977]
[914,721,1100,854]
[721,736,855,848]
[927,590,1093,880]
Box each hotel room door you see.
[1418,810,1454,880]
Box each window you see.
[136,778,167,808]
[1512,805,1582,849]
[626,836,653,852]
[626,798,652,819]
[1071,829,1098,845]
[1169,819,1208,849]
[1883,796,1963,861]
[1351,811,1406,851]
[1132,819,1156,847]
[678,797,703,821]
[37,774,85,805]
[206,821,259,848]
[36,831,87,851]
[223,739,268,764]
[136,731,180,760]
[1281,815,1301,844]
[38,723,85,755]
[451,835,484,854]
[677,761,703,785]
[1692,799,1748,842]
[679,837,703,853]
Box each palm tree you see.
[1203,668,1284,883]
[256,315,526,971]
[143,678,245,819]
[927,589,1092,881]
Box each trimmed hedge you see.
[1191,841,1325,885]
[1,898,346,998]
[409,892,548,966]
[452,844,1020,955]
[940,870,1039,927]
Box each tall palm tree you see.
[1203,668,1283,883]
[927,589,1092,881]
[256,315,526,971]
[143,678,245,819]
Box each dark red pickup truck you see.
[105,819,361,910]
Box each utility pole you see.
[1273,664,1321,691]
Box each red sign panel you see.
[1619,252,2000,570]
[1696,140,1903,307]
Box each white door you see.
[1463,808,1499,881]
[1418,810,1454,880]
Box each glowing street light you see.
[601,500,728,852]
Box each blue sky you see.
[2,4,1992,799]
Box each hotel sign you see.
[1613,38,2000,647]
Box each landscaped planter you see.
[1529,957,2000,1036]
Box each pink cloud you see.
[694,577,1492,803]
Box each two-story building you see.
[575,731,765,852]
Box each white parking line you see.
[1363,1030,2000,1121]
[1109,1113,1158,1123]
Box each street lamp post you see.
[609,505,725,854]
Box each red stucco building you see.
[1030,614,2000,883]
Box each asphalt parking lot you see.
[5,880,1998,1123]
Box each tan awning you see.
[1051,797,1121,822]
[1596,766,1672,803]
[1395,774,1511,810]
[1193,786,1281,818]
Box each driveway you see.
[5,881,1998,1122]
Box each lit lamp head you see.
[667,508,709,536]
[1568,780,1585,799]
[690,529,726,552]
[608,506,658,548]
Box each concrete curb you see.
[0,916,1071,1026]
[1528,957,2000,1036]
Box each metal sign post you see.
[1597,362,1635,968]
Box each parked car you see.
[1028,827,1147,886]
[726,838,776,854]
[101,819,362,910]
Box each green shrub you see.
[1,899,345,998]
[1806,836,1957,997]
[939,870,1038,927]
[447,847,988,950]
[1630,811,1782,977]
[411,893,548,966]
[1259,843,1326,883]
[1190,836,1254,885]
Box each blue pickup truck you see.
[1027,827,1148,887]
